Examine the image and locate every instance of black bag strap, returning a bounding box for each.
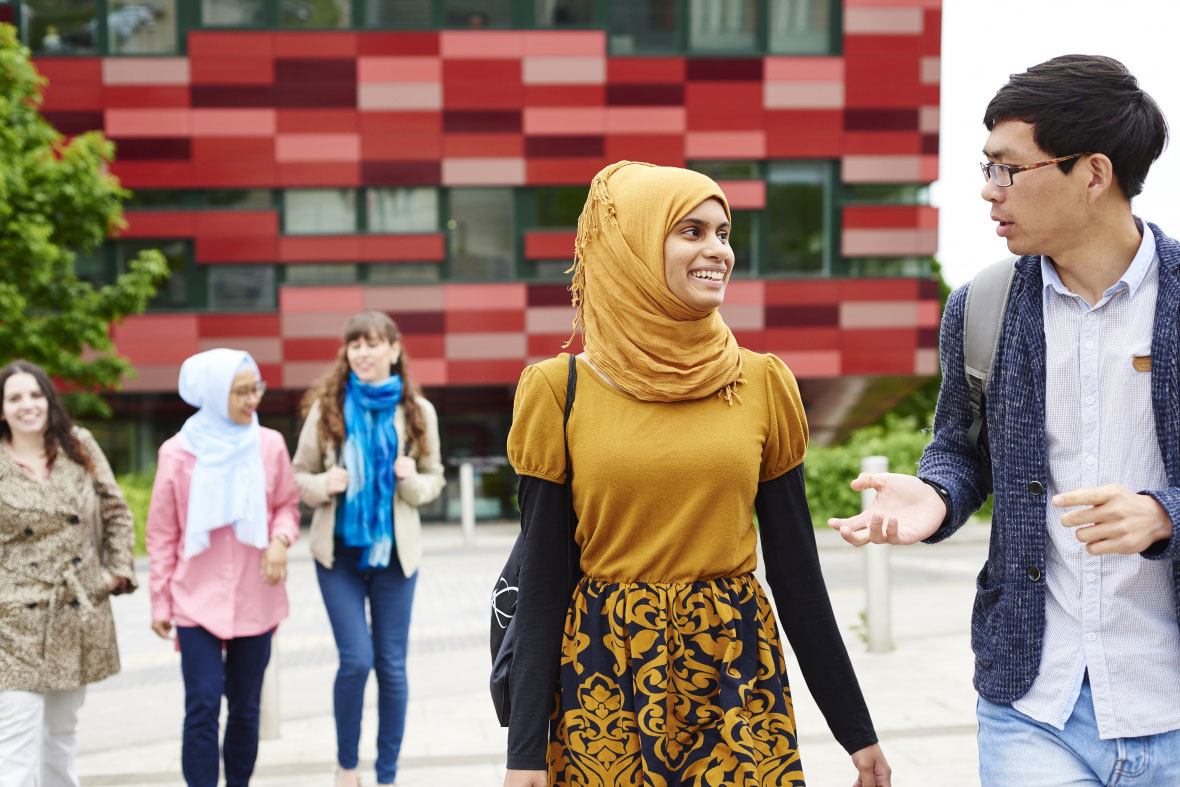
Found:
[563,353,578,588]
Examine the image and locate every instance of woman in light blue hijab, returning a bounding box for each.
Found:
[146,348,300,787]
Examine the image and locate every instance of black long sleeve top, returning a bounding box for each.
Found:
[505,465,879,770]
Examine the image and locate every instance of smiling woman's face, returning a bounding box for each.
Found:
[662,197,734,312]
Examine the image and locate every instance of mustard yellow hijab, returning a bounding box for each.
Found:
[567,160,744,403]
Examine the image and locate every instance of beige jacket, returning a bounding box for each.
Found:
[0,428,137,692]
[292,397,445,576]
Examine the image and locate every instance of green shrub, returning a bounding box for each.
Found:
[116,468,155,556]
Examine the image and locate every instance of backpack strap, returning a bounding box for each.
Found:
[963,255,1017,487]
[563,353,579,588]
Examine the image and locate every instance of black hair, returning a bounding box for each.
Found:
[983,55,1167,198]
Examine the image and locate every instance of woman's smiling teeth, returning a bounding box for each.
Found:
[690,269,725,281]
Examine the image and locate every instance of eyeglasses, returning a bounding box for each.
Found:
[230,382,267,401]
[979,152,1091,187]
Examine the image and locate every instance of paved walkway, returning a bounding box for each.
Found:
[77,522,991,786]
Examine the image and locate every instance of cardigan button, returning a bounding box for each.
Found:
[23,527,33,536]
[69,599,80,608]
[1027,566,1043,582]
[1028,481,1045,496]
[67,515,80,524]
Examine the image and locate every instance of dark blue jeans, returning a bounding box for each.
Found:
[316,541,417,785]
[176,625,273,787]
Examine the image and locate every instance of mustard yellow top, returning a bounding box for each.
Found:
[507,349,808,583]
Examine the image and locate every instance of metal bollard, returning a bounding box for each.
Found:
[460,461,475,544]
[259,631,280,739]
[861,455,892,653]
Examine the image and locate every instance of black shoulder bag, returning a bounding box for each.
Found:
[489,354,580,727]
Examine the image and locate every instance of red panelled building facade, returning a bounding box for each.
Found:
[5,0,941,520]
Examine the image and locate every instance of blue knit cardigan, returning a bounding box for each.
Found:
[918,221,1180,704]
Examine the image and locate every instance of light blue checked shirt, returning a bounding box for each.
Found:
[1012,220,1180,738]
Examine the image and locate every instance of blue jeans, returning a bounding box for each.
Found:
[978,677,1180,786]
[316,541,417,785]
[176,626,273,787]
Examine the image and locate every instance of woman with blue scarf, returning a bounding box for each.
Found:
[293,311,446,787]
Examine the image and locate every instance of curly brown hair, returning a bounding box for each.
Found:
[0,360,95,475]
[300,311,427,455]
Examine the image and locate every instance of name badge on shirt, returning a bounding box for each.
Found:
[1133,355,1152,372]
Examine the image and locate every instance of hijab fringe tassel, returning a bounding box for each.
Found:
[717,377,747,406]
[563,169,618,349]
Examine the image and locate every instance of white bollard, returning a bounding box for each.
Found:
[259,632,280,739]
[460,461,475,544]
[861,455,892,653]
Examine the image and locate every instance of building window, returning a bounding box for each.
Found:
[844,183,930,205]
[690,160,761,180]
[689,0,756,53]
[367,187,438,233]
[769,0,831,54]
[283,189,357,235]
[201,0,265,26]
[728,209,757,276]
[765,161,828,275]
[74,247,114,288]
[208,265,276,309]
[520,259,570,281]
[284,263,360,284]
[280,0,350,28]
[609,0,678,54]
[448,188,514,281]
[23,0,98,54]
[532,186,585,228]
[108,0,177,53]
[361,0,432,26]
[207,189,275,208]
[368,263,442,283]
[443,0,510,28]
[126,189,191,209]
[534,0,593,27]
[118,239,193,310]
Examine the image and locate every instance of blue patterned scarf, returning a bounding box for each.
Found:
[341,372,402,568]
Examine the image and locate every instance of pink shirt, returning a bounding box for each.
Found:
[146,428,300,640]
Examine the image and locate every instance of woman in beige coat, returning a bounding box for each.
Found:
[0,360,137,786]
[293,311,445,787]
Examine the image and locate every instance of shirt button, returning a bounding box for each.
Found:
[1084,340,1095,350]
[1087,632,1097,642]
[1086,573,1097,583]
[1085,455,1096,466]
[1027,566,1043,582]
[1087,313,1097,321]
[1084,396,1095,405]
[1028,481,1045,496]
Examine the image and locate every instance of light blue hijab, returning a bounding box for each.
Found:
[177,348,269,558]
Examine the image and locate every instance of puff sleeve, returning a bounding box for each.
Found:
[507,359,569,484]
[760,353,809,482]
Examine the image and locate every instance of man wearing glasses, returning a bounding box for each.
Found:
[829,55,1180,784]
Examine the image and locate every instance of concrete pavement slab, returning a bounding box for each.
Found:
[78,522,990,786]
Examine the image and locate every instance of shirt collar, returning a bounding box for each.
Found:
[1041,217,1156,303]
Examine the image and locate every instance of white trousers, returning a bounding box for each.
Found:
[0,688,87,787]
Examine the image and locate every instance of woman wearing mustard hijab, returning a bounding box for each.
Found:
[503,162,890,787]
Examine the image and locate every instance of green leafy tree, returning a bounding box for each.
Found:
[0,23,168,415]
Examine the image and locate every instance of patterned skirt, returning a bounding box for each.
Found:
[547,573,805,787]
